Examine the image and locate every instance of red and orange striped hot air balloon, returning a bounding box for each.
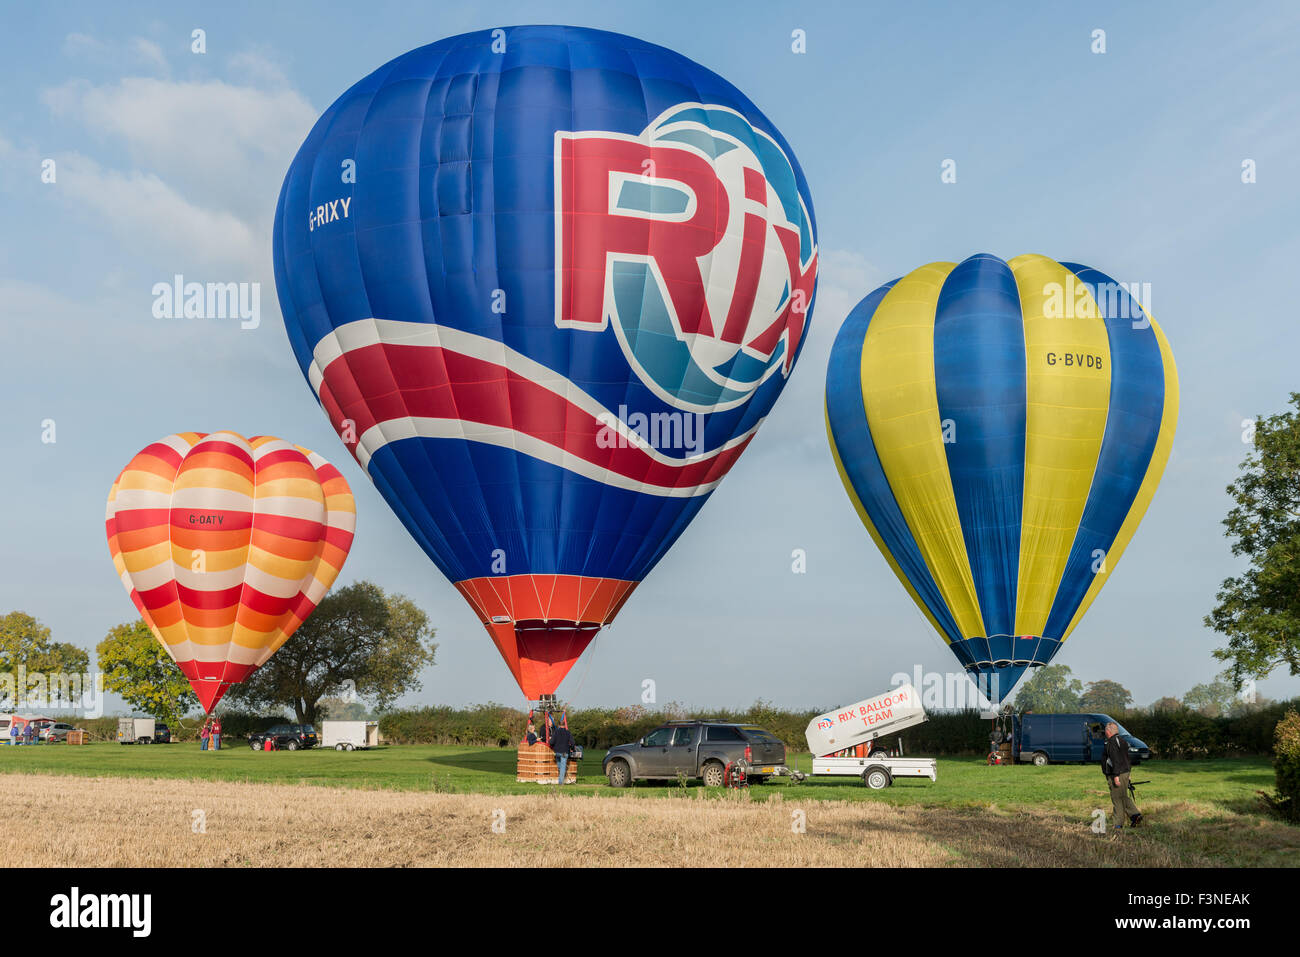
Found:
[105,432,356,713]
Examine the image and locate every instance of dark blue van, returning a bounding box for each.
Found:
[1014,713,1151,766]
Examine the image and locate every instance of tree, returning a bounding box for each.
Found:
[1182,676,1237,718]
[1012,664,1083,712]
[1,611,91,709]
[97,620,197,724]
[1079,679,1133,714]
[1206,393,1300,683]
[1150,696,1184,713]
[223,581,436,725]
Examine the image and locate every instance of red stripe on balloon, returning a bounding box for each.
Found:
[317,342,751,490]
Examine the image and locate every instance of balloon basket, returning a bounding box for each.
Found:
[516,740,579,784]
[516,695,577,783]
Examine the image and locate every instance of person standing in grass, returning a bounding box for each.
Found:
[211,715,222,751]
[1103,722,1142,829]
[199,718,210,751]
[549,719,575,785]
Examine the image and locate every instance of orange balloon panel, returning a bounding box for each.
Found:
[105,432,356,713]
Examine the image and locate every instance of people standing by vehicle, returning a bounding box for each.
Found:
[8,723,17,746]
[199,718,210,751]
[211,715,222,751]
[1103,721,1142,829]
[23,723,35,746]
[549,719,575,785]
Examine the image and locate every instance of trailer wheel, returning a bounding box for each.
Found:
[606,759,631,789]
[863,766,892,790]
[335,743,344,751]
[701,761,726,788]
[1031,751,1049,767]
[344,743,354,752]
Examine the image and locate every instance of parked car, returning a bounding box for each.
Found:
[602,721,786,787]
[38,722,75,743]
[247,724,319,751]
[153,723,172,743]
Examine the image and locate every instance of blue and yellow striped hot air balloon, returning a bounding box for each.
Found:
[825,253,1178,702]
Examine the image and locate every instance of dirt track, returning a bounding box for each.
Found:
[0,771,1209,867]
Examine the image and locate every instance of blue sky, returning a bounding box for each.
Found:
[2,1,1298,714]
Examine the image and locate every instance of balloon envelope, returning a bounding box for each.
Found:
[272,26,817,697]
[105,432,356,712]
[825,254,1178,702]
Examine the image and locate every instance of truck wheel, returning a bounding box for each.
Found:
[864,767,892,790]
[606,759,631,788]
[286,740,300,751]
[701,762,726,788]
[250,740,260,750]
[1031,751,1049,767]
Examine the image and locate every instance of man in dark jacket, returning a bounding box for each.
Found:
[1103,722,1142,829]
[550,720,575,785]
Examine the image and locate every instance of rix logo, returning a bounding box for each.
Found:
[817,718,834,731]
[555,103,817,414]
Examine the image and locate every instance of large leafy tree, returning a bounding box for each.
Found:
[97,620,197,724]
[223,581,436,725]
[1182,675,1238,718]
[1079,679,1133,714]
[1,611,90,709]
[1206,393,1300,682]
[1012,664,1083,713]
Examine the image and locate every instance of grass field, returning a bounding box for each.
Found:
[1,744,1295,866]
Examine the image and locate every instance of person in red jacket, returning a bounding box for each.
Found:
[199,718,210,751]
[211,716,222,751]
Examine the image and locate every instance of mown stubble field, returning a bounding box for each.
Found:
[4,771,1293,867]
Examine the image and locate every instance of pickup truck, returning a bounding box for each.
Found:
[603,721,785,787]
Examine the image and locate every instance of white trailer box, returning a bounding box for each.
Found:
[804,685,937,789]
[117,717,155,744]
[321,720,379,751]
[804,684,926,756]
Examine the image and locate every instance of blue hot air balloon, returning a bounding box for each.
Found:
[273,26,818,697]
[825,254,1177,702]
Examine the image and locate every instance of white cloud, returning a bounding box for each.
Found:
[42,75,315,215]
[50,150,260,269]
[60,32,171,75]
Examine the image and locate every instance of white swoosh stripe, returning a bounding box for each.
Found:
[356,418,728,498]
